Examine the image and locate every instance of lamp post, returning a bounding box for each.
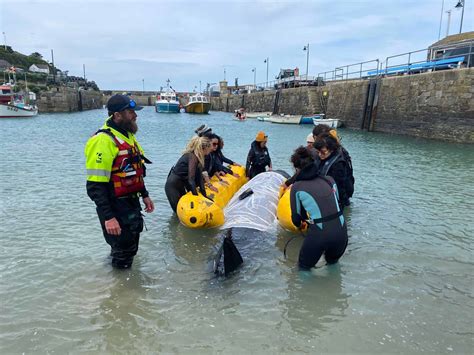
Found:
[264,57,269,88]
[446,9,452,37]
[252,67,256,88]
[142,79,145,93]
[455,0,465,34]
[303,43,310,78]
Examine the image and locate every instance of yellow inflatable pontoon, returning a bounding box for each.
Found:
[176,165,248,228]
[276,185,308,232]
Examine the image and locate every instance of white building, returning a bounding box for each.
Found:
[29,64,50,74]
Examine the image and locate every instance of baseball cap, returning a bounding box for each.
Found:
[107,94,143,112]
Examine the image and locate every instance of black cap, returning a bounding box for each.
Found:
[107,94,143,113]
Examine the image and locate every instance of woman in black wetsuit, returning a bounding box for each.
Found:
[245,131,272,179]
[165,136,212,213]
[314,133,353,208]
[289,146,348,269]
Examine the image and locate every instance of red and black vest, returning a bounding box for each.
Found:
[99,129,146,197]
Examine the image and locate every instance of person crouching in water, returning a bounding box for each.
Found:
[165,136,212,213]
[289,146,348,269]
[245,131,272,179]
[314,133,353,208]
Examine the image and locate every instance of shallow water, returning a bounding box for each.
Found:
[1,108,473,353]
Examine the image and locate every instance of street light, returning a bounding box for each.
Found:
[264,57,269,88]
[446,9,452,37]
[455,0,465,34]
[142,79,145,93]
[303,43,310,78]
[252,67,256,88]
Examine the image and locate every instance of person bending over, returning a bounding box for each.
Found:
[289,146,348,269]
[165,136,212,213]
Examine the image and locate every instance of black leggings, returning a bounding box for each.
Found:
[97,198,143,269]
[164,171,187,213]
[298,223,348,269]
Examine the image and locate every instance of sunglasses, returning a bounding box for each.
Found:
[212,143,219,146]
[119,99,137,112]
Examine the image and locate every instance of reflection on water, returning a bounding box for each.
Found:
[1,108,473,353]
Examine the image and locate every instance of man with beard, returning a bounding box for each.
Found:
[85,94,154,269]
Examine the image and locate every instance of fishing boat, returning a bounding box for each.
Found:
[0,84,38,118]
[257,115,272,122]
[155,80,180,113]
[185,93,211,114]
[269,114,302,124]
[300,113,324,124]
[312,117,342,128]
[246,111,272,119]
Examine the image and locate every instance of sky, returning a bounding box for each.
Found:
[1,0,473,92]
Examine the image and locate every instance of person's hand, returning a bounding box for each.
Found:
[143,197,155,213]
[232,173,240,178]
[208,184,219,192]
[299,221,308,231]
[280,183,288,192]
[233,163,241,167]
[218,171,226,177]
[105,217,121,236]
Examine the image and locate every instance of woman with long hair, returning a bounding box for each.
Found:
[165,136,212,213]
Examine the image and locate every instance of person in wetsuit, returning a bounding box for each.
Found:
[313,124,355,202]
[289,146,348,269]
[165,136,212,213]
[85,94,155,269]
[212,135,240,177]
[314,133,353,208]
[245,131,272,179]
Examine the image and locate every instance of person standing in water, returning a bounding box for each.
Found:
[245,131,272,179]
[85,94,155,269]
[289,146,348,269]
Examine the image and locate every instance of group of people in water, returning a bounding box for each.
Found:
[85,94,354,270]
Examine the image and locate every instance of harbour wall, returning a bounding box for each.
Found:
[211,68,474,143]
[37,87,103,112]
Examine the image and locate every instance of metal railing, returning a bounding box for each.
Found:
[317,59,380,82]
[227,41,473,94]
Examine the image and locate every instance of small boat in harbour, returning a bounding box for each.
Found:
[155,80,180,113]
[0,84,38,118]
[312,117,342,128]
[185,93,211,114]
[300,113,325,124]
[246,111,272,119]
[269,114,302,124]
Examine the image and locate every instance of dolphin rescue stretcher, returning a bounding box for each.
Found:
[176,165,247,228]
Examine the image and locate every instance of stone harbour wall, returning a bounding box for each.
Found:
[211,68,474,143]
[37,88,103,113]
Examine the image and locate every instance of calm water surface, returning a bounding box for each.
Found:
[1,108,473,353]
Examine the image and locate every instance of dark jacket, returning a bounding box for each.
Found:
[172,153,206,197]
[245,141,271,178]
[86,119,149,220]
[318,148,353,207]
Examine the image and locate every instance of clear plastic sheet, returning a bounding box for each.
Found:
[221,172,286,232]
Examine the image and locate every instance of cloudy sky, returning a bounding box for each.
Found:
[2,0,472,91]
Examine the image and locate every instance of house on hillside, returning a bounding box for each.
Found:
[0,59,12,71]
[29,63,50,74]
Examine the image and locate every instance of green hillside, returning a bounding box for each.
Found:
[0,46,53,71]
